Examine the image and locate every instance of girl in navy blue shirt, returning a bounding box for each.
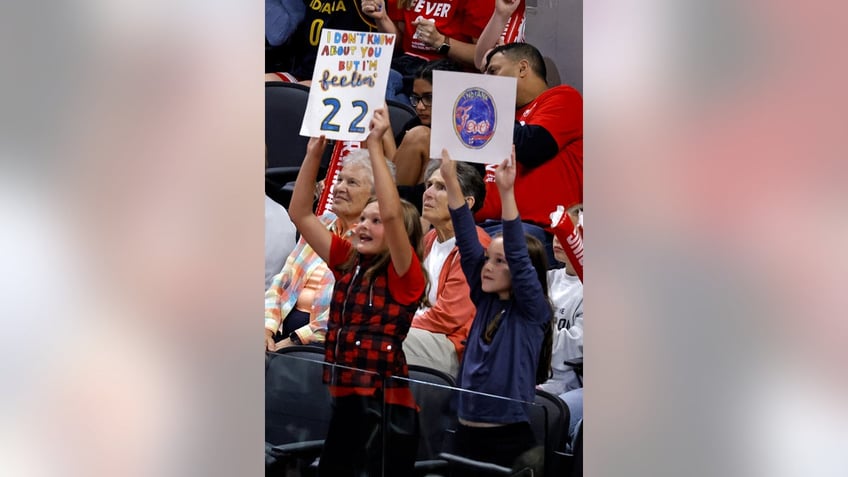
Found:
[440,147,553,471]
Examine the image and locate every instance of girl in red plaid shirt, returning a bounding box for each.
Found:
[289,106,429,476]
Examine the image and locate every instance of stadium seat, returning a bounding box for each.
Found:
[532,389,571,477]
[265,82,311,171]
[264,347,330,476]
[386,99,418,139]
[265,82,333,208]
[406,365,458,475]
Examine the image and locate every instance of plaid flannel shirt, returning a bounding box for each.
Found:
[264,213,343,344]
[324,237,424,396]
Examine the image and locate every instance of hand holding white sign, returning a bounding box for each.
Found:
[439,148,470,211]
[494,146,517,192]
[368,105,392,142]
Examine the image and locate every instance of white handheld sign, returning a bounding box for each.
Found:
[430,71,517,164]
[300,29,397,141]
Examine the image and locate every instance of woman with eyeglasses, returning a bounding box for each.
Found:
[386,59,461,189]
[440,146,554,473]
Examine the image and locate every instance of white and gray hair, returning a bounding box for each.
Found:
[342,149,397,193]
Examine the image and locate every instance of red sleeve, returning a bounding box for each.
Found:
[473,163,501,223]
[328,234,353,279]
[500,0,526,43]
[473,180,501,223]
[522,86,583,150]
[461,0,494,38]
[387,248,425,305]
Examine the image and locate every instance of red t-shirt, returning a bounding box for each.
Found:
[329,235,426,305]
[327,234,425,407]
[389,0,493,61]
[475,85,583,230]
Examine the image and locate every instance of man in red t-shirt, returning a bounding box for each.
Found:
[475,42,583,236]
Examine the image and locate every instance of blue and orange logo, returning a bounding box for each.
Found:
[453,87,496,149]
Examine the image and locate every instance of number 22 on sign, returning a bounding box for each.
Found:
[320,99,368,134]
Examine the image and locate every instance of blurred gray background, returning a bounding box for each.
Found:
[526,0,583,93]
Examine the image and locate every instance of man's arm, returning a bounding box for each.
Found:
[513,121,559,169]
[513,86,582,168]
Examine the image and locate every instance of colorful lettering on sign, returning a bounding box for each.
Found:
[337,60,379,72]
[319,44,386,59]
[326,31,396,46]
[319,98,370,133]
[319,69,377,91]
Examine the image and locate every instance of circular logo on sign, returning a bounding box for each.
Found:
[453,87,496,149]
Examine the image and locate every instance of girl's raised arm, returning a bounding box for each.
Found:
[366,107,414,276]
[440,149,468,210]
[495,145,519,221]
[495,146,547,317]
[441,149,486,295]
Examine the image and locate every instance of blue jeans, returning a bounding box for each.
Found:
[559,387,583,452]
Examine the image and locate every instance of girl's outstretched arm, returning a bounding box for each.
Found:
[442,149,485,296]
[367,107,414,276]
[496,146,548,319]
[288,136,333,263]
[440,149,468,210]
[495,145,518,221]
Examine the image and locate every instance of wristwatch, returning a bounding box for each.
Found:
[437,37,451,55]
[289,331,302,345]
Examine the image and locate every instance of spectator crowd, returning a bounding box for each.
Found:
[265,0,582,473]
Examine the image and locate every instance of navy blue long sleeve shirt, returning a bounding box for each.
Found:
[450,205,551,423]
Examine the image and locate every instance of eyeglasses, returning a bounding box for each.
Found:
[482,309,506,344]
[409,93,433,107]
